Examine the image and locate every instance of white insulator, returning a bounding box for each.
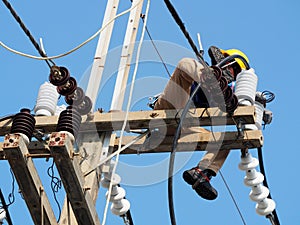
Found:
[101,173,121,188]
[244,171,264,187]
[243,100,265,130]
[111,199,130,216]
[256,198,276,216]
[235,68,258,106]
[250,185,269,202]
[34,82,59,116]
[253,101,264,130]
[245,168,258,179]
[106,186,126,202]
[0,208,6,223]
[104,172,121,185]
[55,104,67,116]
[238,154,259,171]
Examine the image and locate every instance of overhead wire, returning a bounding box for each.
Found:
[206,109,248,225]
[0,0,143,61]
[1,0,54,68]
[162,1,212,224]
[220,170,247,225]
[101,1,150,224]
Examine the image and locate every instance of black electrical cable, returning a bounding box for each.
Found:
[257,147,280,225]
[163,0,202,60]
[162,1,212,224]
[217,54,250,70]
[2,0,55,68]
[168,78,204,225]
[0,189,13,225]
[47,160,62,222]
[7,169,15,207]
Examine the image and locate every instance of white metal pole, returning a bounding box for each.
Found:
[110,0,144,111]
[86,0,120,110]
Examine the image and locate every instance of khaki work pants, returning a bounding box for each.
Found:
[154,58,230,174]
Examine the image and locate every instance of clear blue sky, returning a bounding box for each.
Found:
[0,0,299,224]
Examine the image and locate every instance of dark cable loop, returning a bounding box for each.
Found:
[2,0,55,67]
[47,160,62,222]
[261,90,275,103]
[7,168,15,207]
[217,54,250,70]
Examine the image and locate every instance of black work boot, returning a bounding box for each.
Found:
[183,167,218,200]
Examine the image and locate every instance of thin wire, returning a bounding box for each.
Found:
[129,0,172,77]
[0,0,143,61]
[219,170,247,225]
[7,168,15,207]
[1,0,54,67]
[84,130,149,177]
[102,1,150,224]
[144,25,172,77]
[47,160,62,222]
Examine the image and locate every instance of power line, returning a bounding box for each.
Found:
[1,0,143,61]
[2,0,55,68]
[219,170,247,225]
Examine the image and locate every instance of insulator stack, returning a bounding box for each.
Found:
[49,65,77,97]
[48,65,93,115]
[56,77,77,96]
[235,68,258,106]
[34,82,59,116]
[56,106,82,139]
[65,88,93,115]
[11,108,36,144]
[238,152,276,216]
[201,66,239,113]
[100,162,130,216]
[49,66,70,86]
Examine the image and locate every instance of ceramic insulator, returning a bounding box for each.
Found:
[34,82,59,116]
[235,68,258,106]
[239,152,276,216]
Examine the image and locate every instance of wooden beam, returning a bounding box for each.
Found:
[2,134,58,225]
[48,132,100,225]
[113,130,263,154]
[0,130,263,160]
[0,106,256,136]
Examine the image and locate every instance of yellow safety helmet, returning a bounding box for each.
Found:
[220,48,249,70]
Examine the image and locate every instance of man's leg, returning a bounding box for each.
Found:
[198,149,230,175]
[154,58,204,110]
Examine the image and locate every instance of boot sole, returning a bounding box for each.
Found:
[194,182,218,200]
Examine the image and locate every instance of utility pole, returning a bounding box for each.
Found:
[59,0,145,224]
